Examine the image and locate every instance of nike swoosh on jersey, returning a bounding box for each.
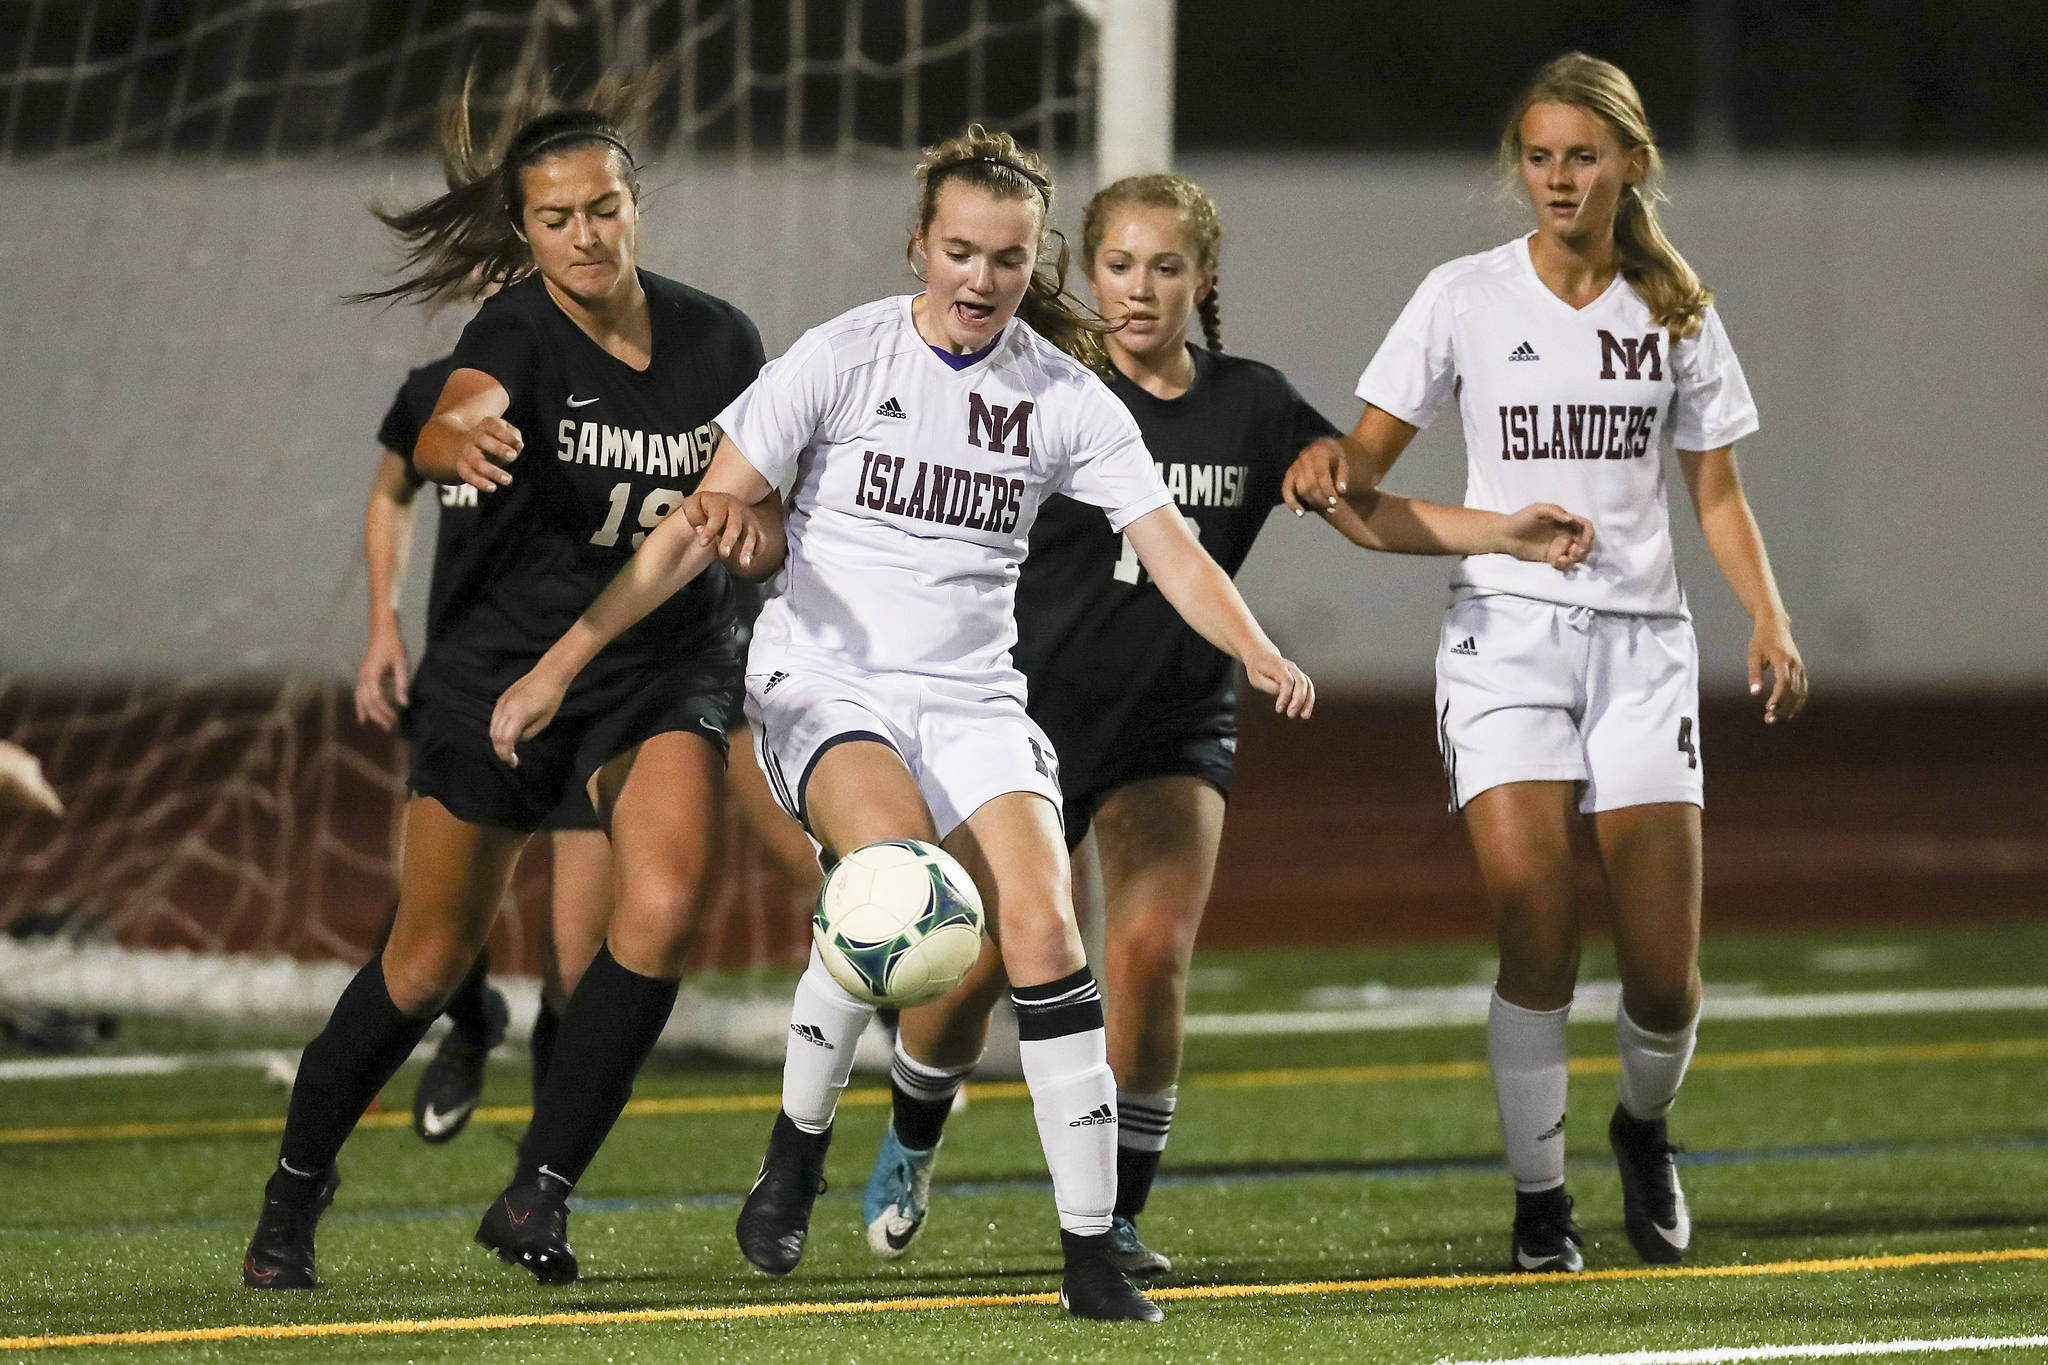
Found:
[418,1100,476,1138]
[567,395,600,408]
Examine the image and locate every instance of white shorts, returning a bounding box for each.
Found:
[1434,592,1703,815]
[745,667,1064,840]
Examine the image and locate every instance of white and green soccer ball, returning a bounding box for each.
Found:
[813,839,986,1007]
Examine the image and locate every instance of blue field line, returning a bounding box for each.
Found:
[6,1130,2047,1243]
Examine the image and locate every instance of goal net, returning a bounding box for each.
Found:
[0,0,1116,1057]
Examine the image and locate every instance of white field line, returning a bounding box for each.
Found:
[1439,1335,2048,1365]
[0,1049,295,1081]
[1186,985,2048,1036]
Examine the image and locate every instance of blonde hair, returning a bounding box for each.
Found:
[1081,173,1225,352]
[910,123,1112,371]
[1499,52,1712,339]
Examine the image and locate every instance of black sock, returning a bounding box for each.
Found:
[442,945,495,1042]
[890,1083,954,1151]
[1115,1143,1162,1220]
[279,957,434,1174]
[529,994,561,1104]
[515,946,678,1189]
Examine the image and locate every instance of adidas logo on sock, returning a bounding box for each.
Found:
[876,396,908,419]
[1451,636,1478,656]
[1509,341,1539,361]
[790,1022,835,1049]
[1067,1103,1115,1128]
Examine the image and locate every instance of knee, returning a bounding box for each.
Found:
[1622,972,1699,1033]
[380,942,476,1017]
[1105,904,1197,1000]
[609,878,707,978]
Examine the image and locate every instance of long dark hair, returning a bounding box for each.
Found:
[349,70,653,308]
[909,123,1113,372]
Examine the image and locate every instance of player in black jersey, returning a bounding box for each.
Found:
[358,354,613,1145]
[243,86,780,1292]
[860,175,1596,1275]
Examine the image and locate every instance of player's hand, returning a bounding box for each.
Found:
[354,628,410,731]
[490,667,567,767]
[680,491,768,571]
[1497,503,1595,571]
[0,741,63,817]
[451,416,522,493]
[1749,615,1809,725]
[1244,651,1315,719]
[1281,437,1351,516]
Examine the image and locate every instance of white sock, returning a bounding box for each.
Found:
[1014,972,1115,1237]
[1116,1085,1178,1155]
[1489,990,1571,1192]
[781,946,873,1134]
[1616,1007,1698,1122]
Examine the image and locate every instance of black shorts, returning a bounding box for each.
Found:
[1055,714,1237,852]
[406,643,743,831]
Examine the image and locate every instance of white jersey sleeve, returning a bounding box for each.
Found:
[714,326,838,489]
[1668,306,1759,452]
[1355,267,1460,429]
[1050,379,1171,532]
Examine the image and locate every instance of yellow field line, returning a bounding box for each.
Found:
[7,1037,2046,1148]
[4,1246,2044,1352]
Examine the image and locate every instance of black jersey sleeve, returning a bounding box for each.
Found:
[1280,373,1342,453]
[448,299,543,407]
[375,385,418,458]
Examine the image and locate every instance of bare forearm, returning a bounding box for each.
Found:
[1324,490,1513,556]
[365,498,413,628]
[536,523,719,684]
[411,418,465,483]
[1144,537,1276,662]
[1700,497,1789,624]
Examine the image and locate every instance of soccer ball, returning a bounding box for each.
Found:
[813,839,986,1007]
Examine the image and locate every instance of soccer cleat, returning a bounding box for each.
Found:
[242,1163,339,1290]
[863,1124,940,1258]
[475,1172,579,1285]
[1106,1214,1172,1278]
[736,1111,831,1275]
[1058,1229,1165,1321]
[412,983,508,1144]
[1610,1105,1691,1264]
[1510,1185,1584,1273]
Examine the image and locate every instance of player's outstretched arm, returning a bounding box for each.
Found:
[357,451,419,731]
[489,439,777,763]
[1124,507,1314,719]
[1320,492,1595,571]
[1680,444,1809,724]
[413,369,523,492]
[1281,407,1417,514]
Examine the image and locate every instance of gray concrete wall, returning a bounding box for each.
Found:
[3,155,2042,687]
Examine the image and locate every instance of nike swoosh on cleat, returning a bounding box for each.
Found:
[1650,1220,1687,1247]
[883,1217,917,1251]
[419,1100,475,1137]
[505,1199,530,1227]
[1516,1248,1564,1271]
[245,1262,277,1283]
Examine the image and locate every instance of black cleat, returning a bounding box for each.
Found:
[1510,1185,1585,1273]
[475,1172,578,1285]
[243,1163,339,1290]
[413,984,508,1144]
[736,1111,831,1275]
[1610,1105,1691,1264]
[1059,1229,1165,1321]
[1106,1214,1173,1278]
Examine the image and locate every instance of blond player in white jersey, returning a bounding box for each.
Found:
[489,124,1312,1322]
[1287,52,1809,1275]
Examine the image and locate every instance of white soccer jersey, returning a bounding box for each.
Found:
[717,295,1172,693]
[1357,234,1758,616]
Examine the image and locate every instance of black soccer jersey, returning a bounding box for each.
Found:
[1012,344,1337,783]
[417,270,765,711]
[376,354,476,641]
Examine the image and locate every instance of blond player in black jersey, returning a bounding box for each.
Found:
[242,78,779,1293]
[1287,52,1809,1274]
[859,174,1594,1279]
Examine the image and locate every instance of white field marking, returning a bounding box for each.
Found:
[1437,1335,2048,1365]
[1187,984,2048,1036]
[1810,945,1926,974]
[0,1049,297,1082]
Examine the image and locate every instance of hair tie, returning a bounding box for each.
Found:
[944,154,1050,203]
[521,127,636,166]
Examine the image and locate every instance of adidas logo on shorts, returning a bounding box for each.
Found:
[1067,1103,1115,1128]
[790,1023,835,1050]
[1509,341,1540,361]
[764,670,789,695]
[876,396,908,419]
[1451,636,1478,656]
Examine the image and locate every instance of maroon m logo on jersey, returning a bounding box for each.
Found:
[967,392,1033,458]
[1597,329,1664,381]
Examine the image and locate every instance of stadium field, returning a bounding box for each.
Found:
[3,921,2044,1362]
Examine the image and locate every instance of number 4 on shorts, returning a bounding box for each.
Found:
[1676,717,1698,770]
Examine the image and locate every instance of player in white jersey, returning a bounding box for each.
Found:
[1286,53,1809,1273]
[489,124,1314,1321]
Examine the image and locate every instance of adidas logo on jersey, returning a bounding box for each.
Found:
[875,396,908,419]
[1067,1103,1115,1128]
[1509,341,1540,362]
[1451,636,1478,656]
[790,1023,835,1050]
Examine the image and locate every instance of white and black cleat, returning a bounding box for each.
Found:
[1510,1185,1585,1273]
[1059,1229,1165,1321]
[1610,1105,1691,1264]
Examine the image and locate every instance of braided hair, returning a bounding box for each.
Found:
[1081,173,1225,351]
